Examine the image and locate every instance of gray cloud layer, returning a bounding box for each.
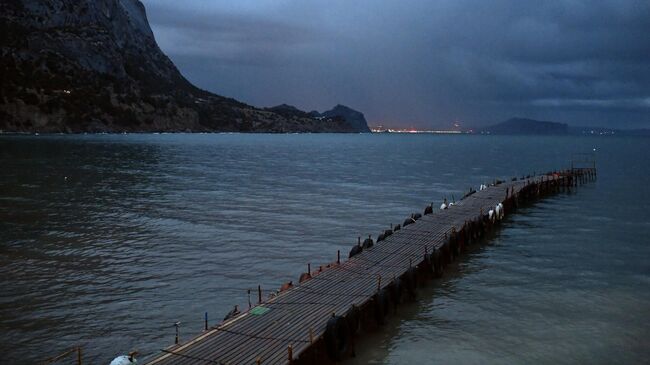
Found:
[143,0,650,128]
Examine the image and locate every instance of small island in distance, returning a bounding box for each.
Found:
[479,117,568,135]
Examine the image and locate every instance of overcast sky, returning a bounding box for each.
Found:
[143,0,650,129]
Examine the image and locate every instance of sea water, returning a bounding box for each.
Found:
[0,134,648,364]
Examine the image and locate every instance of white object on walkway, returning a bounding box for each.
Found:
[496,203,504,220]
[110,353,137,365]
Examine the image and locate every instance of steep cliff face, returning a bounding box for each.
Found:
[320,105,371,133]
[0,0,364,133]
[265,104,370,132]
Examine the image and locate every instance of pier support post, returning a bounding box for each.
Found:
[288,345,293,364]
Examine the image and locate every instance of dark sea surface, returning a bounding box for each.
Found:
[0,134,648,364]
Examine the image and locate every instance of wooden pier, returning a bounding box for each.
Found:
[145,168,596,365]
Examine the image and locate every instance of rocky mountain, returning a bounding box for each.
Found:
[266,104,370,132]
[481,117,568,135]
[319,105,371,133]
[0,0,366,133]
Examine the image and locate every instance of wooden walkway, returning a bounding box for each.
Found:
[145,169,595,365]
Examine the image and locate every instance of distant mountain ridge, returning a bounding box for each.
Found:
[318,105,371,133]
[0,0,368,133]
[481,118,569,135]
[263,104,370,132]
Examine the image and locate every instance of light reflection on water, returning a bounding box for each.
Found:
[0,134,648,364]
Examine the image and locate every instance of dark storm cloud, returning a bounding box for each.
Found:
[143,0,650,128]
[144,2,322,66]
